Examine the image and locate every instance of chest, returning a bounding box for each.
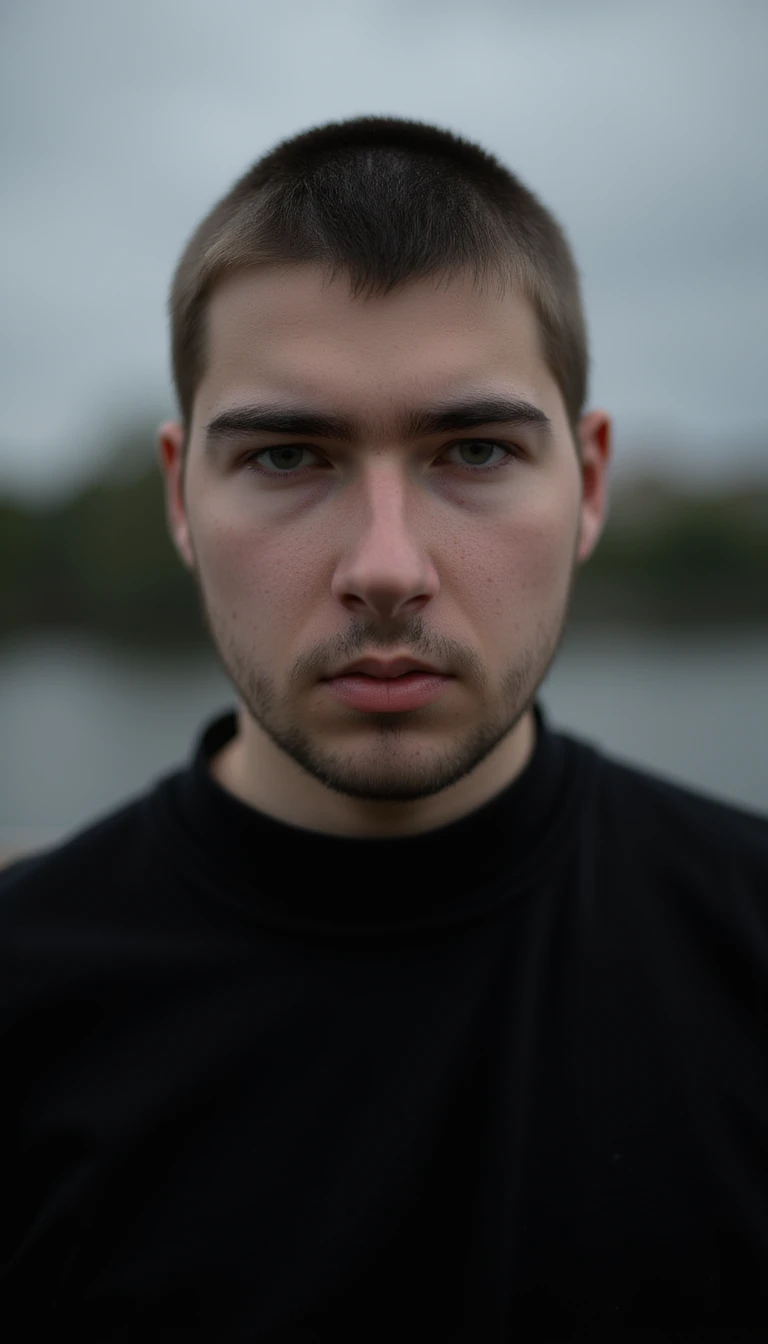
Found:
[11,912,768,1334]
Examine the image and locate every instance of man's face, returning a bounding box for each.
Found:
[161,264,609,830]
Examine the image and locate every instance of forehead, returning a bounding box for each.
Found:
[196,263,560,427]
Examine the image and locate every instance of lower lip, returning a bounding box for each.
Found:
[323,672,454,712]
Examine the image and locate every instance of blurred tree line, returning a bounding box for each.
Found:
[1,418,766,646]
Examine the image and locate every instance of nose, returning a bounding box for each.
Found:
[330,461,440,620]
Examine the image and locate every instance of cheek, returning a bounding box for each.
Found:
[512,479,580,592]
[518,512,577,597]
[194,509,318,628]
[456,498,577,621]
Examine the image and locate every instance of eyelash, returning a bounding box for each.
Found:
[240,440,522,481]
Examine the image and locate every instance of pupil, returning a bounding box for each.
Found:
[462,443,493,465]
[270,448,302,469]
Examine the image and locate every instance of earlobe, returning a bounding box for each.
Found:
[158,420,195,570]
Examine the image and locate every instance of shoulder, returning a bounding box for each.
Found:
[0,784,165,929]
[564,738,768,1021]
[582,733,768,888]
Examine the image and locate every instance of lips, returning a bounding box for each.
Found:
[323,669,453,712]
[328,657,443,680]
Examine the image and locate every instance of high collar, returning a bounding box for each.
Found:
[156,698,588,938]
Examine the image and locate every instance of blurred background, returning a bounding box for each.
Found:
[1,0,767,860]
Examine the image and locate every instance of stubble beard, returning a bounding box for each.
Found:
[192,563,577,805]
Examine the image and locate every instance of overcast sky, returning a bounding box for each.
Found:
[1,0,766,501]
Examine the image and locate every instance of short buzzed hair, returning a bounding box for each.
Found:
[169,116,589,440]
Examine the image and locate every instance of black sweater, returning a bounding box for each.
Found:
[2,700,767,1342]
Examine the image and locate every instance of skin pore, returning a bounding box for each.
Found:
[159,264,611,838]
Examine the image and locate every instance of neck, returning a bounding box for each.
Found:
[209,706,537,839]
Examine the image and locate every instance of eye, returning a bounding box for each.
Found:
[441,439,518,473]
[243,445,320,475]
[241,438,520,479]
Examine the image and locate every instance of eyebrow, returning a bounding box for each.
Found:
[204,394,553,446]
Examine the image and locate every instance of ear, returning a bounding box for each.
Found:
[158,420,195,570]
[575,409,612,564]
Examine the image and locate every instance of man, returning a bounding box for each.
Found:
[2,116,766,1341]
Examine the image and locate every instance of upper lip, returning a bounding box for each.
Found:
[328,656,446,680]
